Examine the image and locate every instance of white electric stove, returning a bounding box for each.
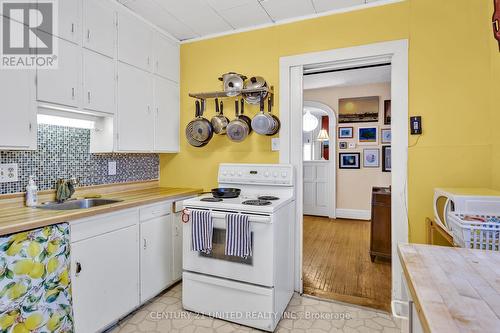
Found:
[182,164,295,332]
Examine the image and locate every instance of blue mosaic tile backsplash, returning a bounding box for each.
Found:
[0,124,159,194]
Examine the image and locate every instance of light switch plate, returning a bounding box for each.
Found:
[271,138,280,151]
[108,161,117,176]
[0,163,19,183]
[348,142,356,149]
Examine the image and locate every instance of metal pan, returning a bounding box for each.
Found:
[226,100,250,142]
[186,100,213,147]
[211,98,229,135]
[239,98,252,133]
[267,96,281,136]
[202,187,241,198]
[252,94,274,135]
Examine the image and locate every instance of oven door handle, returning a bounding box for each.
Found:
[211,212,271,223]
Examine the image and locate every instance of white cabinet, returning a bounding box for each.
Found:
[154,76,179,152]
[83,0,116,58]
[83,49,116,114]
[140,204,172,302]
[153,33,179,82]
[37,38,80,108]
[118,12,153,72]
[117,63,154,152]
[35,0,80,44]
[0,69,37,150]
[71,210,139,333]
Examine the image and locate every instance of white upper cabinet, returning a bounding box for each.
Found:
[56,0,80,44]
[117,63,154,152]
[154,76,179,152]
[37,38,81,108]
[83,0,116,58]
[83,49,116,114]
[118,12,153,72]
[153,33,180,82]
[0,69,37,150]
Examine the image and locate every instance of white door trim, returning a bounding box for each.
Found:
[279,39,409,301]
[303,100,337,219]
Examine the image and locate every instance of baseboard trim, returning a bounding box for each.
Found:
[336,209,371,221]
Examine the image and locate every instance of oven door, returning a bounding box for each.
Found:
[183,209,274,287]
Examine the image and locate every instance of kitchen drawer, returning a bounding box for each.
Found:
[71,208,139,243]
[140,201,171,221]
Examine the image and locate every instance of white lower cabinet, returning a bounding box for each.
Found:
[70,199,186,332]
[71,210,139,333]
[172,200,186,281]
[140,207,173,303]
[393,274,424,333]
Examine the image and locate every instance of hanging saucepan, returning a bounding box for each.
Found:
[251,93,274,135]
[226,100,250,142]
[218,72,247,97]
[266,96,281,136]
[211,98,229,135]
[243,76,268,104]
[238,98,252,133]
[185,99,213,147]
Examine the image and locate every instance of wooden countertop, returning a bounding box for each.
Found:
[398,244,500,333]
[0,186,201,236]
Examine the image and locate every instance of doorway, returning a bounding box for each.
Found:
[279,40,409,309]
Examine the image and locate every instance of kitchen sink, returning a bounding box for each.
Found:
[36,198,123,210]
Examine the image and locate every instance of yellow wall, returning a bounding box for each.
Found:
[490,1,500,190]
[161,0,495,243]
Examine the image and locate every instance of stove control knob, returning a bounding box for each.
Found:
[264,172,270,177]
[230,171,235,176]
[281,172,287,178]
[222,171,227,176]
[273,172,278,178]
[238,171,243,176]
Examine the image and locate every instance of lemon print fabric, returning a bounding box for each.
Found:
[0,223,73,332]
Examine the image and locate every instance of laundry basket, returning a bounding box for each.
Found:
[447,213,500,251]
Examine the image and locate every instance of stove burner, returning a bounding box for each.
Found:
[200,197,223,202]
[242,199,272,206]
[258,196,280,201]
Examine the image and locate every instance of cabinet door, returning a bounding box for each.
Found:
[154,76,179,152]
[140,215,173,302]
[0,68,36,150]
[71,225,139,333]
[172,212,183,281]
[83,49,116,114]
[118,12,152,72]
[153,33,179,82]
[117,63,154,151]
[83,0,115,58]
[37,38,80,108]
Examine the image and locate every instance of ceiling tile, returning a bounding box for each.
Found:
[206,0,255,11]
[260,0,316,21]
[154,0,234,35]
[312,0,365,12]
[124,0,198,40]
[218,2,272,29]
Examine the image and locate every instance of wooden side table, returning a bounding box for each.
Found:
[426,217,456,246]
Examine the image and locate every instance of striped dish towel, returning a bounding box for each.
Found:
[191,210,213,254]
[225,214,252,258]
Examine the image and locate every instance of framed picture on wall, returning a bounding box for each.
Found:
[339,142,348,149]
[384,100,391,125]
[381,128,391,144]
[338,127,354,139]
[339,153,360,169]
[363,149,380,168]
[339,96,379,123]
[382,146,392,172]
[358,126,378,144]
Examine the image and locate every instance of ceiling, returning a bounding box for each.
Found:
[303,65,391,90]
[117,0,387,41]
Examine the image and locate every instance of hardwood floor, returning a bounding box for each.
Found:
[302,215,391,312]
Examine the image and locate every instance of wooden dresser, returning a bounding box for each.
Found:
[370,187,391,262]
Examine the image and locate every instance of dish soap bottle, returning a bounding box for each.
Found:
[26,175,38,207]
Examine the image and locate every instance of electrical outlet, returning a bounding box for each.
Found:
[0,163,19,183]
[271,138,280,151]
[108,161,117,176]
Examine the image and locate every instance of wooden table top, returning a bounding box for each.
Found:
[398,244,500,333]
[0,186,201,236]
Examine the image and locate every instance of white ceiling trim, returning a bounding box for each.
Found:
[181,0,405,44]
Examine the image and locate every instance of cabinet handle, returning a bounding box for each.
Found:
[87,29,91,41]
[87,91,91,103]
[175,225,179,236]
[76,262,82,276]
[156,60,159,71]
[143,239,147,250]
[71,23,75,34]
[71,87,75,99]
[147,105,151,114]
[147,56,150,66]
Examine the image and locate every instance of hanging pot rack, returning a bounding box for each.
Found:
[189,86,274,100]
